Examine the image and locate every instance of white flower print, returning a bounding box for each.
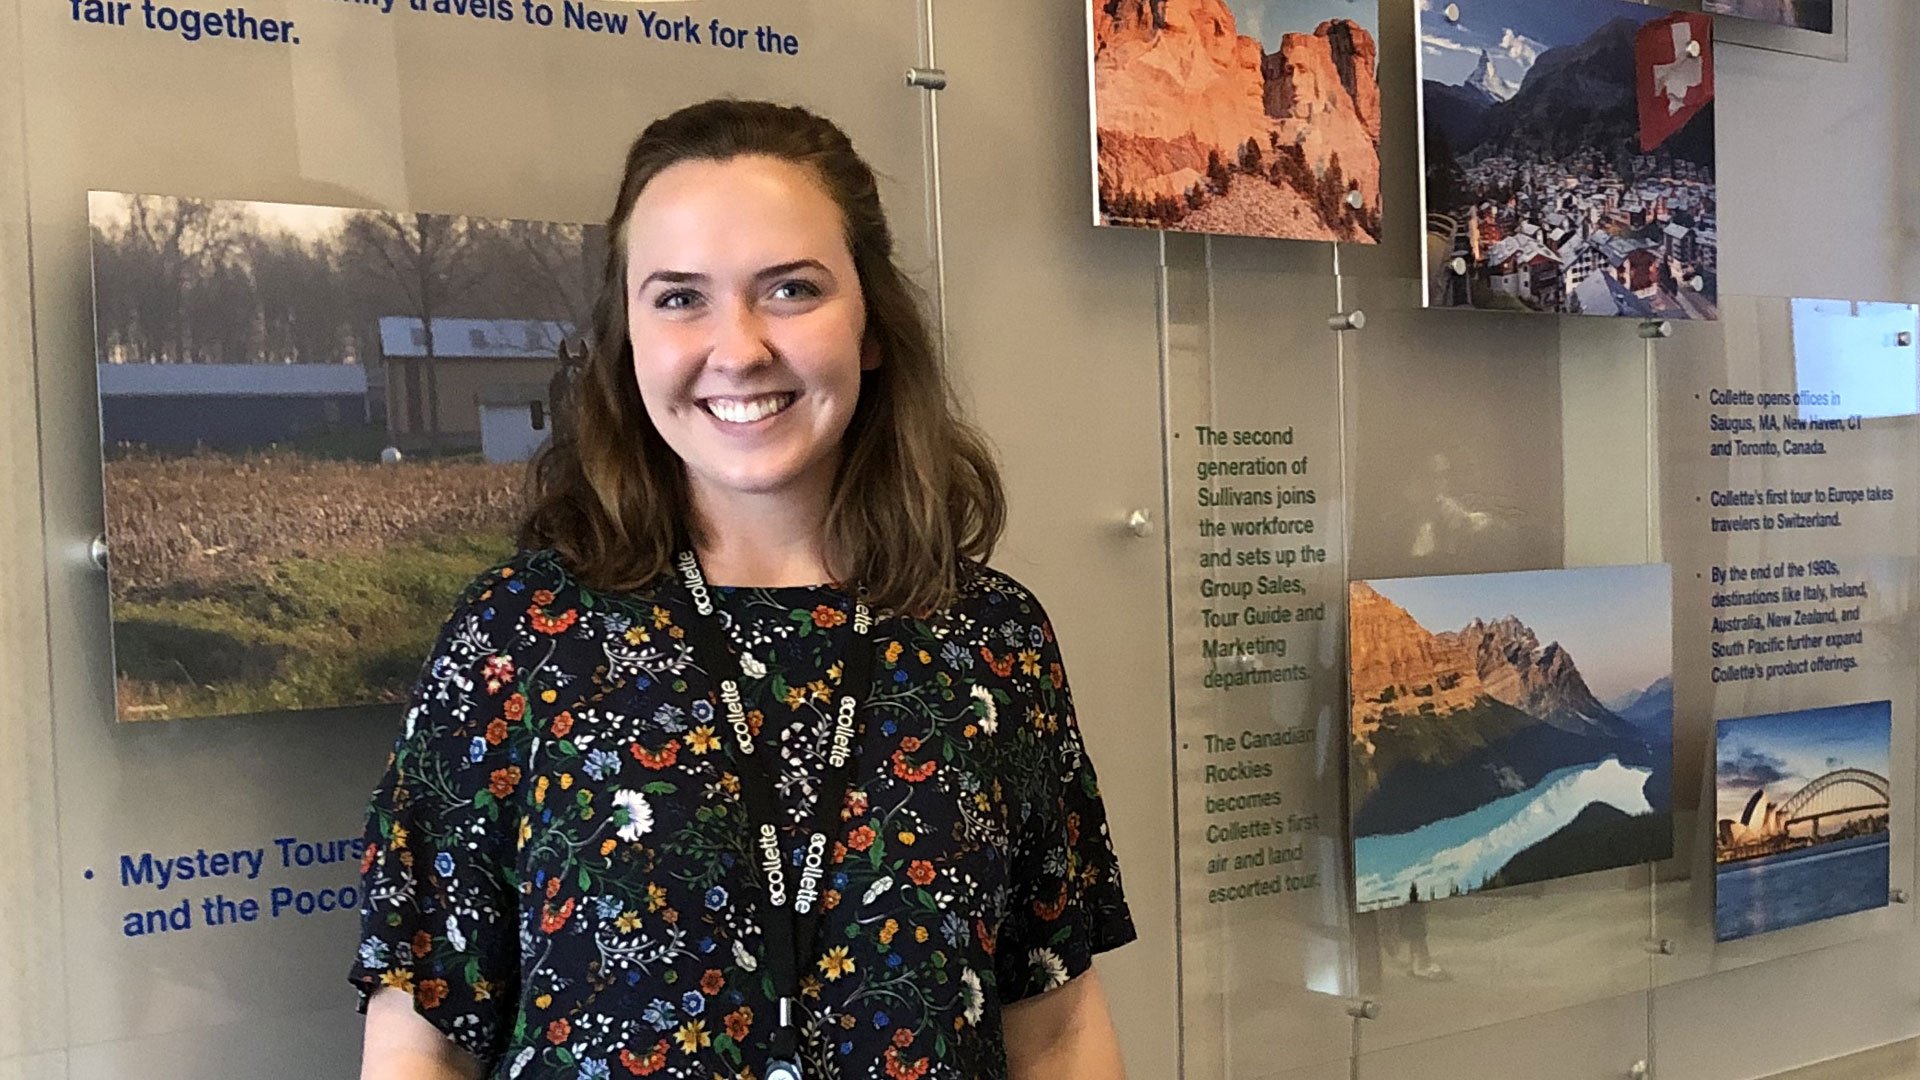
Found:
[614,789,655,842]
[961,968,985,1026]
[739,650,768,679]
[969,684,998,735]
[1030,947,1069,991]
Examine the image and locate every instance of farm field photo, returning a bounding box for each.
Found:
[91,191,605,721]
[1703,0,1833,34]
[1419,0,1718,318]
[1348,565,1674,912]
[1715,701,1893,942]
[1089,0,1382,242]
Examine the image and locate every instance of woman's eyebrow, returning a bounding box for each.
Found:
[754,259,831,282]
[637,269,705,290]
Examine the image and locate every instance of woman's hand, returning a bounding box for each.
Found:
[1003,968,1128,1080]
[360,987,482,1080]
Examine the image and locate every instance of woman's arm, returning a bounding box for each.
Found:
[360,987,482,1080]
[1003,968,1127,1080]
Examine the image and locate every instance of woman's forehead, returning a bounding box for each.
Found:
[625,157,850,271]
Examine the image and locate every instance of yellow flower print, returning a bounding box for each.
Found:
[885,641,904,664]
[827,660,843,682]
[646,883,669,912]
[624,627,649,646]
[535,776,550,805]
[879,918,899,945]
[517,818,532,848]
[540,689,558,704]
[390,824,409,850]
[818,946,855,981]
[599,838,617,857]
[808,680,832,704]
[1019,649,1041,676]
[560,773,574,791]
[380,969,414,992]
[616,911,642,933]
[897,831,916,846]
[652,606,673,629]
[674,1020,711,1054]
[471,977,493,1002]
[914,925,930,943]
[800,974,823,1000]
[535,992,552,1009]
[784,685,808,709]
[918,650,932,664]
[688,726,721,755]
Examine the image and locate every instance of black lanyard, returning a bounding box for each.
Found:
[673,550,875,1071]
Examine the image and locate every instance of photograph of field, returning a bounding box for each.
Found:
[1348,565,1674,912]
[91,191,604,721]
[1419,0,1718,318]
[1089,0,1382,242]
[1715,701,1892,942]
[1703,0,1833,34]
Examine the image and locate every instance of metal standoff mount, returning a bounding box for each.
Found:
[1629,1061,1651,1080]
[1125,509,1154,538]
[89,533,109,573]
[1646,937,1676,956]
[1638,319,1674,340]
[1345,189,1366,210]
[1685,38,1703,58]
[1893,888,1912,905]
[1328,310,1366,332]
[1898,331,1914,348]
[1443,3,1460,24]
[905,67,947,91]
[1346,999,1381,1021]
[1448,256,1469,277]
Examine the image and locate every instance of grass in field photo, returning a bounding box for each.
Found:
[91,192,604,721]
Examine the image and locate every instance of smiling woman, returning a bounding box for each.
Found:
[350,100,1136,1080]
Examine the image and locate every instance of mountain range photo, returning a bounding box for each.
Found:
[1419,0,1718,319]
[1089,0,1382,241]
[1348,566,1674,912]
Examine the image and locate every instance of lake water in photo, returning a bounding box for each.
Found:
[1716,832,1891,941]
[1354,757,1655,911]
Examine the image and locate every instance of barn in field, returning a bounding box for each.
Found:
[377,316,569,460]
[97,362,369,451]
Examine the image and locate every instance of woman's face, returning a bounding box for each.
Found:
[624,155,872,518]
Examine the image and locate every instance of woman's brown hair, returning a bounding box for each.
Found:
[519,99,1004,614]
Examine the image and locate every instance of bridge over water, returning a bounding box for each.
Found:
[1739,767,1890,839]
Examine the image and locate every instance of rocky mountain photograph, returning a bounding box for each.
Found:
[1089,0,1382,242]
[1419,0,1718,319]
[1348,565,1673,912]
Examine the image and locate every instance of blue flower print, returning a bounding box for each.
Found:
[681,991,706,1017]
[433,852,455,878]
[705,886,729,911]
[643,999,677,1031]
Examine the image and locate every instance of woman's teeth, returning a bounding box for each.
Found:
[703,393,796,424]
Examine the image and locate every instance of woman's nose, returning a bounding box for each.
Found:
[709,301,773,370]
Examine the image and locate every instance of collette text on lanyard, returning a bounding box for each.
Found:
[673,550,877,1080]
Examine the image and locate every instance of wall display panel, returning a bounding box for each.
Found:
[1417,0,1718,321]
[92,191,603,722]
[19,0,933,1070]
[1338,272,1665,1053]
[1087,0,1383,243]
[1348,565,1674,915]
[1702,0,1832,34]
[1649,294,1919,988]
[1713,700,1893,942]
[1162,250,1363,1076]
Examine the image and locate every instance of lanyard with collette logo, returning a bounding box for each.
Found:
[673,550,876,1080]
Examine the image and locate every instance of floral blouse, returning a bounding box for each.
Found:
[349,549,1135,1080]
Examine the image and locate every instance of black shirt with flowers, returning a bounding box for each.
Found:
[349,548,1135,1080]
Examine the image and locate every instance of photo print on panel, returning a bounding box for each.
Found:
[1418,0,1718,319]
[1089,0,1383,242]
[1348,565,1674,912]
[1715,701,1892,941]
[90,191,605,721]
[1703,0,1833,34]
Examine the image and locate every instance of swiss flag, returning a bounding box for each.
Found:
[1635,12,1714,153]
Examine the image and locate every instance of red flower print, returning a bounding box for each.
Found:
[981,648,1015,678]
[547,1018,571,1044]
[899,736,922,753]
[415,978,448,1010]
[551,711,574,738]
[892,1028,915,1050]
[891,750,936,784]
[1067,811,1082,846]
[1033,881,1070,921]
[907,860,936,886]
[700,968,725,995]
[812,604,847,628]
[546,876,562,899]
[531,606,579,636]
[503,693,526,721]
[540,896,576,934]
[485,718,509,746]
[884,1049,930,1080]
[631,739,681,770]
[410,930,432,958]
[488,766,521,798]
[1042,620,1055,643]
[1050,662,1064,690]
[360,843,378,875]
[976,918,997,956]
[724,1006,753,1041]
[848,826,875,852]
[619,1041,670,1076]
[532,589,556,607]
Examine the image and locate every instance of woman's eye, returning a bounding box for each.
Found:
[771,280,821,302]
[654,289,700,311]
